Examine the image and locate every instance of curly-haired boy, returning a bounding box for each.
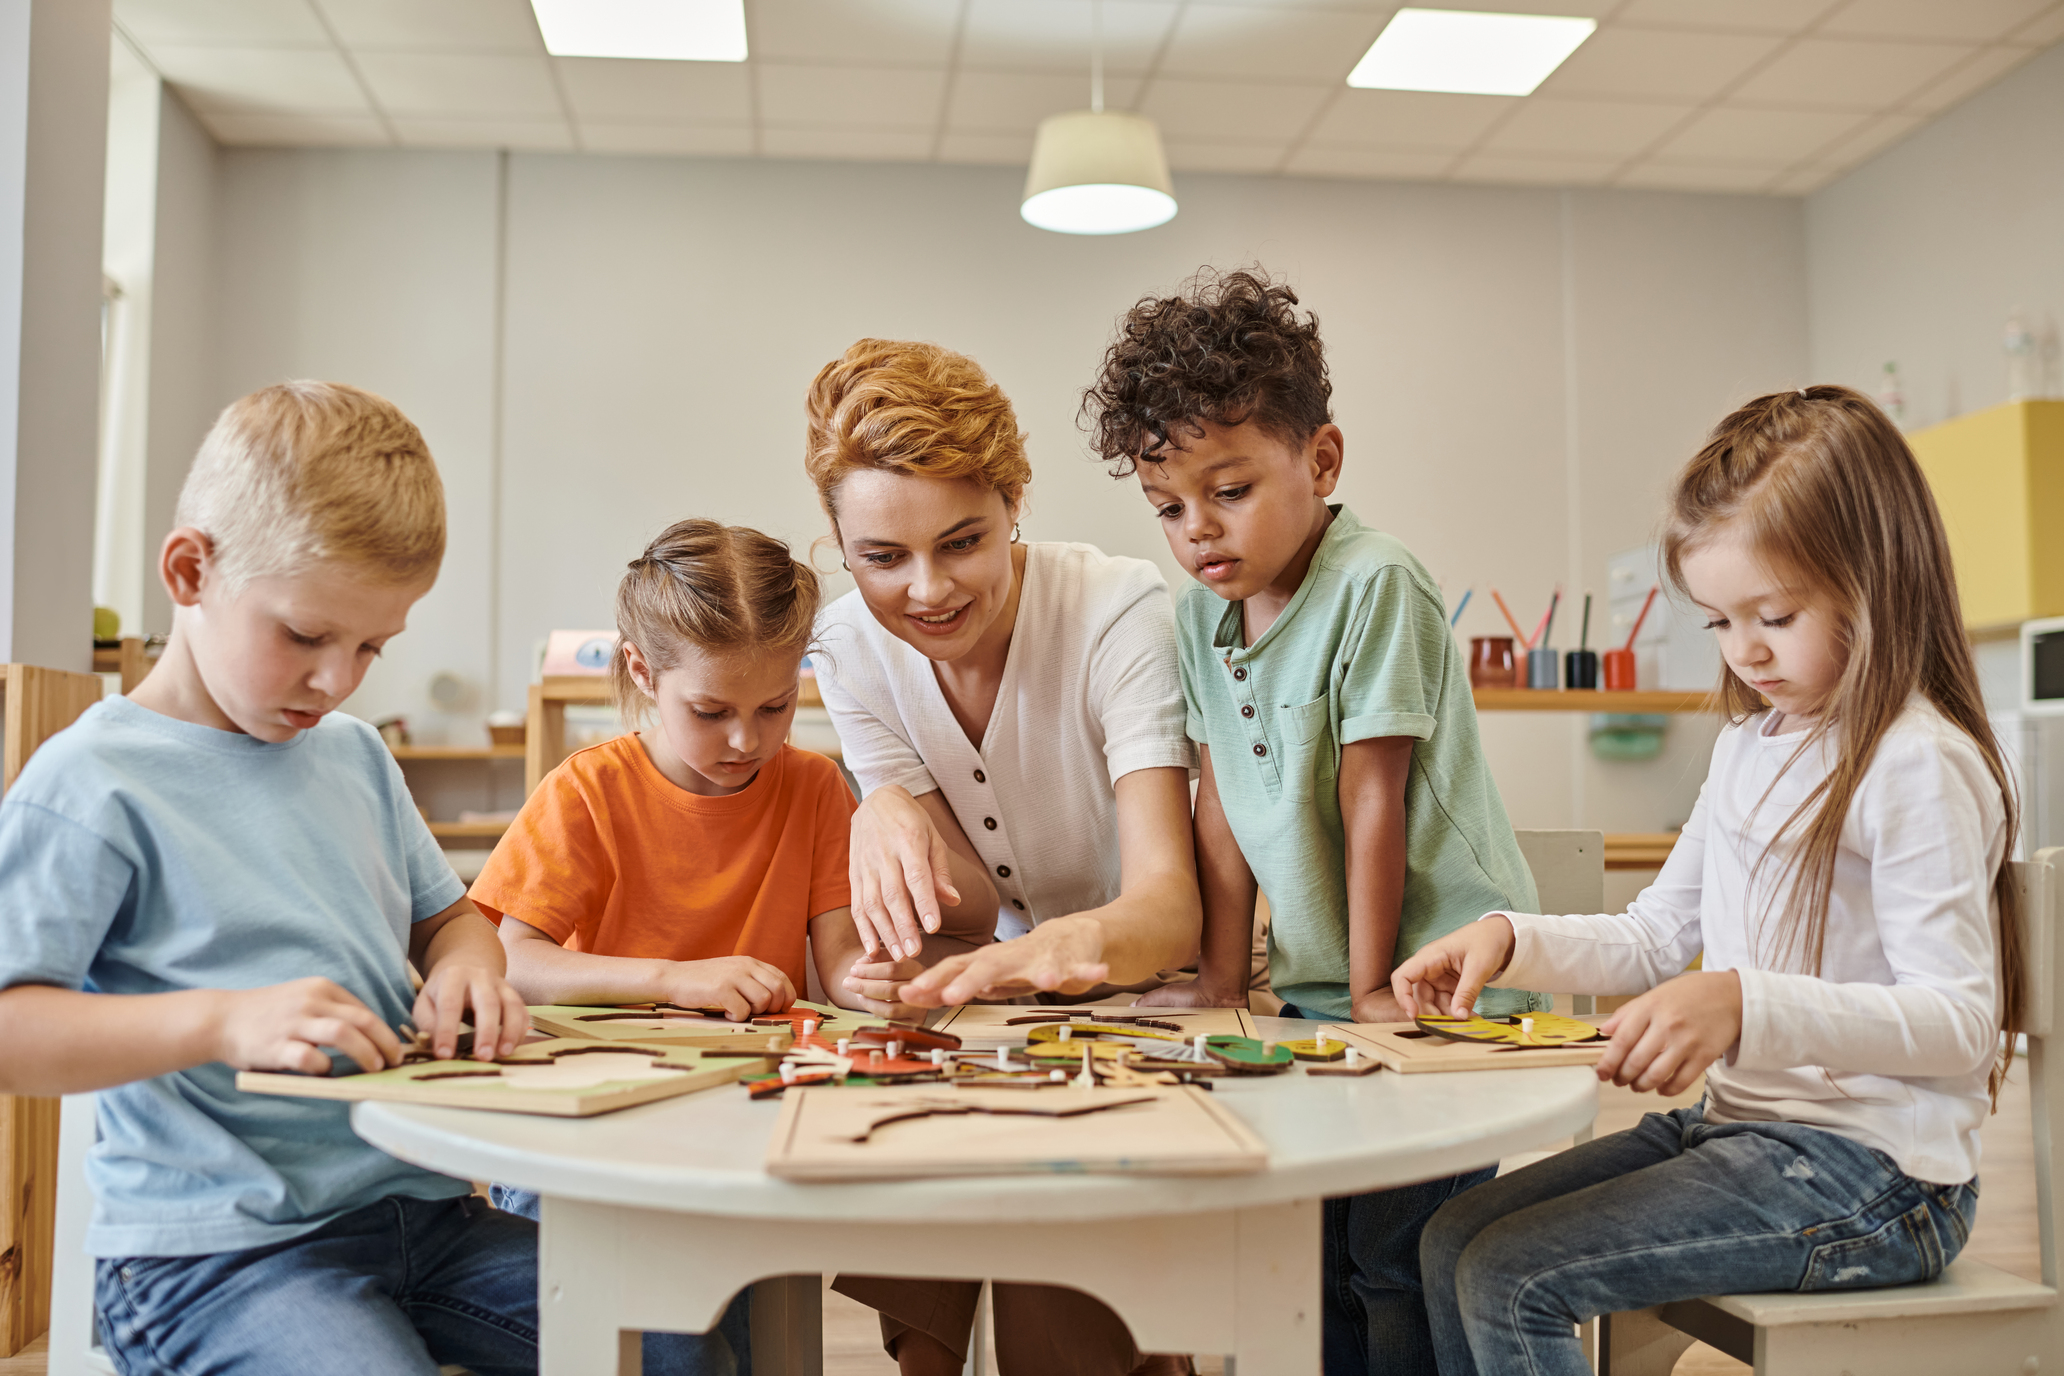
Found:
[1083,268,1543,1376]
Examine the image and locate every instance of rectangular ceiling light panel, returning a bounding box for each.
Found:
[1348,8,1596,97]
[531,0,747,62]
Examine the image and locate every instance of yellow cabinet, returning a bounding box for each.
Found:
[1909,399,2064,632]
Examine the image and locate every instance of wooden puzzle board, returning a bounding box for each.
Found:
[766,1083,1268,1181]
[237,1038,772,1116]
[1318,1021,1609,1074]
[528,999,853,1048]
[929,1003,1257,1050]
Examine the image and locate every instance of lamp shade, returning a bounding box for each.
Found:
[1020,110,1177,235]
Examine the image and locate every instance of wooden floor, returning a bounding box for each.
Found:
[4,1065,2037,1376]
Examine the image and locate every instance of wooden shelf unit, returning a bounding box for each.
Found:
[390,744,525,761]
[1603,833,1679,871]
[1472,688,1715,713]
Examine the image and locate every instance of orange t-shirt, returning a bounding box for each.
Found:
[469,736,854,990]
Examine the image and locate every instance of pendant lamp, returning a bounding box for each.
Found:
[1019,0,1176,235]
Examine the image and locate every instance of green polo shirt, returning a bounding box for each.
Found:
[1176,505,1541,1019]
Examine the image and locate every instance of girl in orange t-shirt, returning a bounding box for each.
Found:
[472,518,901,1375]
[474,517,899,1019]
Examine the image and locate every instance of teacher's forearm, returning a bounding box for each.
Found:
[1064,868,1202,986]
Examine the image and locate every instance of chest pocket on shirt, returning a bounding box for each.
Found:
[1281,697,1338,781]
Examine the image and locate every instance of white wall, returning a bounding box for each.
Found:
[1807,42,2064,428]
[191,147,1809,831]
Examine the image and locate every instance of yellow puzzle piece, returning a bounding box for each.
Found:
[1415,1012,1602,1047]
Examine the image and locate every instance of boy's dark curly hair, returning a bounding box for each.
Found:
[1079,267,1332,477]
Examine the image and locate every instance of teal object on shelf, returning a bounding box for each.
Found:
[1589,713,1668,761]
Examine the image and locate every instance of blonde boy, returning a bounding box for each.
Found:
[0,383,537,1376]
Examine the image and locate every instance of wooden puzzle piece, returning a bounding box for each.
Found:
[1320,1021,1609,1074]
[1306,1053,1382,1077]
[1415,1012,1603,1047]
[527,998,849,1047]
[1279,1037,1346,1062]
[929,1002,1257,1049]
[1203,1035,1295,1074]
[1024,1021,1184,1045]
[238,1038,771,1116]
[850,1022,962,1052]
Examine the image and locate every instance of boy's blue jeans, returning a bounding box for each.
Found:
[1421,1103,1979,1376]
[95,1193,537,1376]
[492,1184,753,1376]
[1282,1003,1495,1376]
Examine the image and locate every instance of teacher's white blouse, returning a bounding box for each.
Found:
[813,541,1194,939]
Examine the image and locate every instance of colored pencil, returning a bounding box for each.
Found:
[1540,589,1561,649]
[1622,585,1660,651]
[1449,588,1472,627]
[1578,592,1592,650]
[1488,587,1530,643]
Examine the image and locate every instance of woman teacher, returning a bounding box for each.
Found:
[808,338,1201,1376]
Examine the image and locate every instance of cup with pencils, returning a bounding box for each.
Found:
[1489,587,1561,689]
[1603,585,1660,691]
[1565,593,1598,689]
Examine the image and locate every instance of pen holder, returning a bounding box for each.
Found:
[1564,649,1598,689]
[1602,647,1638,690]
[1526,648,1559,689]
[1469,637,1515,689]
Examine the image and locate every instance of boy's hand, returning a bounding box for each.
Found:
[662,956,797,1022]
[1350,988,1411,1024]
[412,962,529,1062]
[840,955,929,1021]
[1595,970,1741,1096]
[1136,979,1248,1009]
[1390,916,1516,1019]
[214,977,404,1076]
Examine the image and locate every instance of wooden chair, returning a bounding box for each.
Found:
[1598,845,2063,1374]
[0,663,103,1357]
[525,675,613,795]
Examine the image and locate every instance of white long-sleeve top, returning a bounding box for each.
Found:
[1501,698,2006,1184]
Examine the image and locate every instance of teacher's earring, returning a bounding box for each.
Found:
[1012,523,1023,543]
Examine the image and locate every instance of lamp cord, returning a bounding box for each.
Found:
[1090,0,1104,113]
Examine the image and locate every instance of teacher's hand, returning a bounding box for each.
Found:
[893,916,1110,1009]
[849,786,962,961]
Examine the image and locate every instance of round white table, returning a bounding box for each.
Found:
[354,1017,1597,1376]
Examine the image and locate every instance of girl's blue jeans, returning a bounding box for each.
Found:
[1421,1103,1979,1376]
[95,1193,537,1376]
[492,1184,753,1376]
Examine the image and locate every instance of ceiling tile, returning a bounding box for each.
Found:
[1729,37,1976,109]
[1902,43,2042,113]
[1303,88,1513,149]
[1449,153,1617,186]
[1535,27,1783,101]
[1137,76,1328,141]
[1478,98,1694,158]
[392,115,573,149]
[758,64,946,127]
[759,126,937,160]
[945,71,1143,130]
[936,130,1036,165]
[149,44,369,112]
[958,0,1176,74]
[556,57,751,123]
[1819,0,2054,42]
[1157,4,1387,82]
[577,123,755,155]
[1613,159,1785,192]
[354,51,561,116]
[315,0,540,51]
[1802,109,1926,168]
[749,0,961,65]
[201,109,390,144]
[1162,138,1285,173]
[115,0,329,47]
[1284,144,1454,179]
[1653,106,1868,163]
[1612,0,1840,33]
[2010,4,2064,43]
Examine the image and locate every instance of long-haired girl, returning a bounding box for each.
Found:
[1394,385,2023,1376]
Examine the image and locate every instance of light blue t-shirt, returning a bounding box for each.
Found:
[0,696,469,1258]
